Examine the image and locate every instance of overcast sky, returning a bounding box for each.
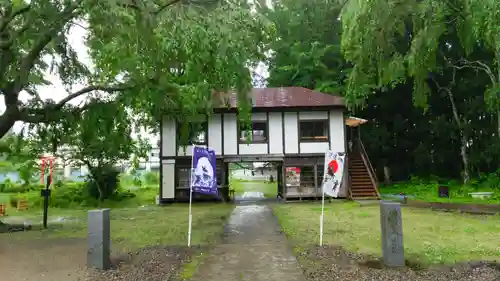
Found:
[2,18,269,145]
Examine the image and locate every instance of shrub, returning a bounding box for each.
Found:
[0,182,42,193]
[143,172,159,185]
[87,165,120,201]
[9,193,27,207]
[3,184,27,193]
[28,181,93,208]
[119,173,134,187]
[477,171,500,191]
[9,194,19,207]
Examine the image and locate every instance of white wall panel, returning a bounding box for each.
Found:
[161,161,175,199]
[284,112,299,154]
[299,142,330,154]
[329,110,345,153]
[299,111,328,120]
[238,143,268,155]
[268,112,283,154]
[208,114,222,155]
[161,118,176,157]
[223,113,238,155]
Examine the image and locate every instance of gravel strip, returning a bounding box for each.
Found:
[297,246,500,281]
[81,246,204,281]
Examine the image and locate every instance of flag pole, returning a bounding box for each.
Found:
[188,169,193,247]
[320,177,325,246]
[188,146,195,247]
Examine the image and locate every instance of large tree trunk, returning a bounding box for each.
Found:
[383,165,392,185]
[0,110,18,138]
[497,107,500,139]
[86,163,106,203]
[446,89,470,184]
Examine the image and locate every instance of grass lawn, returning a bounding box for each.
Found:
[273,202,500,265]
[230,179,277,198]
[1,203,234,252]
[380,183,500,205]
[0,192,12,204]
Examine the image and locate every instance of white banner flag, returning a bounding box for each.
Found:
[322,151,346,198]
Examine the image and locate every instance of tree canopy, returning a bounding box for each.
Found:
[265,0,500,183]
[264,0,348,93]
[340,0,500,111]
[0,0,272,138]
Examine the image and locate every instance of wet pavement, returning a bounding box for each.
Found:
[240,191,265,198]
[190,205,306,281]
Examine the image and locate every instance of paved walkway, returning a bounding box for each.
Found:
[190,205,306,281]
[240,191,265,198]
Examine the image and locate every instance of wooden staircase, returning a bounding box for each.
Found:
[348,140,380,200]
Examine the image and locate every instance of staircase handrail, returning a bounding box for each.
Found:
[343,154,352,199]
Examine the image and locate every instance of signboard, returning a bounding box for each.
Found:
[285,167,301,187]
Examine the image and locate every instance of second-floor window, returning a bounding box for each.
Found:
[177,122,208,145]
[299,120,329,142]
[239,121,268,143]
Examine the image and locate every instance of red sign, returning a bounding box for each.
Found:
[40,156,55,186]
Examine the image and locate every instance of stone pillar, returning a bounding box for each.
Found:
[380,201,405,267]
[87,209,111,270]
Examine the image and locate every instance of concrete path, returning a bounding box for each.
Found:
[240,191,265,198]
[190,205,306,281]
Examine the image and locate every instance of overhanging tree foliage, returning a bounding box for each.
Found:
[340,0,499,112]
[0,133,39,185]
[263,0,348,93]
[0,0,272,139]
[265,0,500,183]
[27,102,150,201]
[339,0,500,183]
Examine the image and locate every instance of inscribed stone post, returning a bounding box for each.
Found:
[87,209,111,270]
[380,201,405,267]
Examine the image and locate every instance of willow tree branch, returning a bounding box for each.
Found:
[0,4,31,32]
[11,2,82,95]
[155,0,184,15]
[454,58,497,85]
[54,84,131,110]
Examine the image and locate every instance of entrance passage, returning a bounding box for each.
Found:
[228,162,282,201]
[190,205,306,281]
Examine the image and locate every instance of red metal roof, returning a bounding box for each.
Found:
[213,87,344,109]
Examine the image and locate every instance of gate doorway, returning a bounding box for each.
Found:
[228,161,283,201]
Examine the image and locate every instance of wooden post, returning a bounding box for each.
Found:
[0,204,6,216]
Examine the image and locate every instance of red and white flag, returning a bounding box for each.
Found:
[322,151,346,198]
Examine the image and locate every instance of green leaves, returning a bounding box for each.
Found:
[28,101,151,176]
[265,0,348,96]
[340,0,500,110]
[0,0,271,141]
[84,0,272,137]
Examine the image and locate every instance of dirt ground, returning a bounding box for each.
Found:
[0,235,194,281]
[0,236,88,281]
[297,245,500,281]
